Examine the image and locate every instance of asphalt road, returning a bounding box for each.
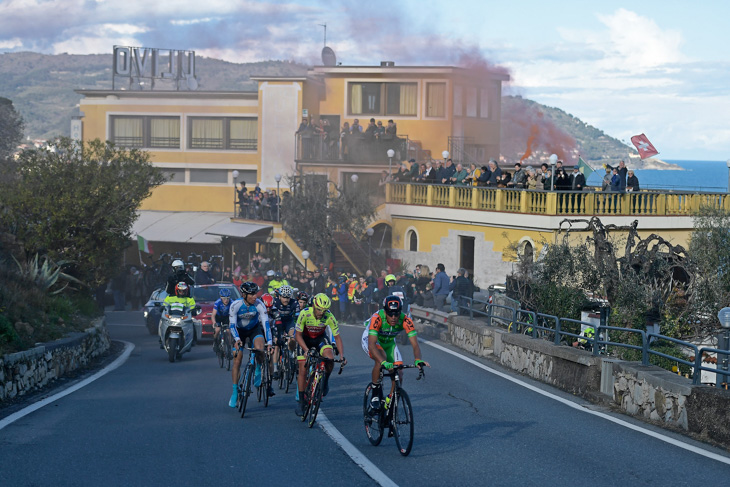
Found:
[1,311,729,486]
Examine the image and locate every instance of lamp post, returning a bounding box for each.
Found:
[717,307,730,388]
[366,227,374,272]
[442,150,449,162]
[232,170,240,217]
[351,173,359,184]
[274,173,282,222]
[549,154,558,191]
[726,159,730,193]
[302,250,310,272]
[387,149,395,177]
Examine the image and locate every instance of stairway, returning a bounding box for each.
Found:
[332,232,384,275]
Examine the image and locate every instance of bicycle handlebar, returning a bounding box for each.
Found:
[381,363,426,380]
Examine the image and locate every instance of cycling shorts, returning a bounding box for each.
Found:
[296,334,332,361]
[361,327,402,364]
[272,320,295,345]
[236,325,264,348]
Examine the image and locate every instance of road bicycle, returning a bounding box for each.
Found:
[256,347,273,407]
[214,325,233,371]
[301,350,345,428]
[275,334,297,393]
[235,346,264,418]
[363,364,425,456]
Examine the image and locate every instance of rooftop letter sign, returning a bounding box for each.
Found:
[112,45,197,91]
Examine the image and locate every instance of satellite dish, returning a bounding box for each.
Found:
[322,46,336,67]
[186,77,199,90]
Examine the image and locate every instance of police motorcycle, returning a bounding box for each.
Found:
[158,283,202,362]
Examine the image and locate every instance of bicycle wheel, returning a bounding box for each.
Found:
[363,383,384,446]
[307,372,324,428]
[224,336,232,372]
[393,389,414,456]
[278,353,286,390]
[240,364,252,418]
[237,364,248,413]
[217,336,224,368]
[263,358,270,408]
[300,370,315,422]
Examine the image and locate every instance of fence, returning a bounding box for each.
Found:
[458,296,730,386]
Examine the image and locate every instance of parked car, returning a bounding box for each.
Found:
[143,287,168,335]
[191,284,242,340]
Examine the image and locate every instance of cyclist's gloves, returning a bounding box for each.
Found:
[414,359,425,368]
[308,347,317,357]
[381,360,394,370]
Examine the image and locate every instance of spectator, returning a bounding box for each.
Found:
[610,167,620,191]
[222,267,232,282]
[465,163,481,186]
[111,268,127,311]
[571,166,586,212]
[421,282,435,309]
[384,119,397,139]
[618,160,628,192]
[450,268,474,315]
[602,165,613,191]
[425,161,438,183]
[340,122,351,159]
[375,120,385,138]
[542,163,552,190]
[554,161,570,190]
[415,265,431,293]
[498,171,511,188]
[296,118,313,158]
[365,269,376,287]
[510,163,528,189]
[486,160,502,186]
[407,159,420,181]
[195,261,216,285]
[378,170,392,188]
[394,162,411,182]
[432,263,450,311]
[233,260,242,277]
[627,170,640,191]
[441,159,456,184]
[451,163,469,186]
[414,163,427,182]
[311,268,325,295]
[477,165,491,186]
[350,119,363,133]
[364,118,378,141]
[526,168,538,190]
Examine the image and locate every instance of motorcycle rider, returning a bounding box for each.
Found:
[267,271,289,294]
[166,259,195,295]
[163,282,198,314]
[228,282,273,407]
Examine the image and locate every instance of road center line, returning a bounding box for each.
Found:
[0,341,135,431]
[318,411,398,487]
[420,339,730,466]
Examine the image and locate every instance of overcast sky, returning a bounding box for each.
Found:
[1,0,728,160]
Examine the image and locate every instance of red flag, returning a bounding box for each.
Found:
[630,134,659,159]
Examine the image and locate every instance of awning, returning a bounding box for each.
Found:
[133,211,238,244]
[205,221,273,239]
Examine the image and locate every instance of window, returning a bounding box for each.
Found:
[466,87,478,117]
[349,82,417,116]
[459,236,475,275]
[189,169,228,183]
[189,117,257,150]
[426,83,446,117]
[110,115,180,148]
[407,230,418,251]
[453,85,463,117]
[233,170,258,187]
[479,88,489,119]
[161,169,183,183]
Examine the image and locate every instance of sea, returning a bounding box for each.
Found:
[584,160,729,193]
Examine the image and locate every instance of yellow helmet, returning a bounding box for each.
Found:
[385,274,396,284]
[313,293,331,310]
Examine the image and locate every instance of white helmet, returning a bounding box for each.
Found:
[266,270,275,278]
[172,259,185,272]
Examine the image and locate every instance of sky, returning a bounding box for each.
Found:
[1,0,729,161]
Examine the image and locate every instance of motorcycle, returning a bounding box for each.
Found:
[158,304,202,362]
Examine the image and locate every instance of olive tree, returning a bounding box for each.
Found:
[0,137,165,286]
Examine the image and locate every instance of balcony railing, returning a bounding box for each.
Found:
[295,132,410,164]
[386,182,730,216]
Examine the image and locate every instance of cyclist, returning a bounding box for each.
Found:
[296,291,309,312]
[294,293,347,416]
[228,282,273,408]
[165,259,195,295]
[363,295,429,412]
[271,285,300,379]
[211,288,232,353]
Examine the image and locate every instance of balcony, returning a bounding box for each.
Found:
[386,182,730,216]
[295,133,410,165]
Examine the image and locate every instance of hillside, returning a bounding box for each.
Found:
[1,52,658,168]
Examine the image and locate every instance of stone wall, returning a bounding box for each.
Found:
[0,318,110,402]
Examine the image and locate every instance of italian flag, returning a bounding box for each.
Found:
[137,235,153,254]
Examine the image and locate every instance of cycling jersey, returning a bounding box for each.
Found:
[367,309,416,344]
[212,298,231,324]
[273,297,300,326]
[229,298,271,344]
[295,307,340,340]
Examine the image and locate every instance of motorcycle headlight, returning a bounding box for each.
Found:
[169,318,183,325]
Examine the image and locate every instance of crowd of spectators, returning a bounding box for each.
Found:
[236,182,284,221]
[296,117,404,161]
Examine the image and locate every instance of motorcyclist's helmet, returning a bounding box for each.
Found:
[275,271,283,280]
[175,282,190,297]
[383,295,403,317]
[313,293,331,311]
[240,281,259,296]
[296,291,309,302]
[261,293,274,310]
[172,259,185,273]
[219,288,231,298]
[278,285,294,299]
[266,270,275,278]
[385,274,397,285]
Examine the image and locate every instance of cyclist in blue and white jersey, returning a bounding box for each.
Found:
[228,281,273,407]
[212,288,232,353]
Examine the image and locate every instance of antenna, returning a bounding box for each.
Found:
[319,23,326,48]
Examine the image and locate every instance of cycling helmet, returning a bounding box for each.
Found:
[312,293,331,310]
[219,288,231,298]
[278,285,294,299]
[261,293,274,309]
[172,259,185,272]
[175,282,189,297]
[266,270,275,278]
[296,291,309,302]
[383,295,403,316]
[240,281,259,296]
[385,274,396,285]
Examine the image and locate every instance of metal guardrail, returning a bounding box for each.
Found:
[452,298,730,385]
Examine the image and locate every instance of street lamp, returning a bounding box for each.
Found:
[274,173,282,222]
[232,170,240,217]
[442,150,449,161]
[717,307,730,388]
[302,250,310,272]
[387,149,395,176]
[366,227,374,272]
[549,154,558,191]
[351,173,359,183]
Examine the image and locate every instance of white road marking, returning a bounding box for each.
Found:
[0,341,135,431]
[420,339,730,466]
[318,411,398,487]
